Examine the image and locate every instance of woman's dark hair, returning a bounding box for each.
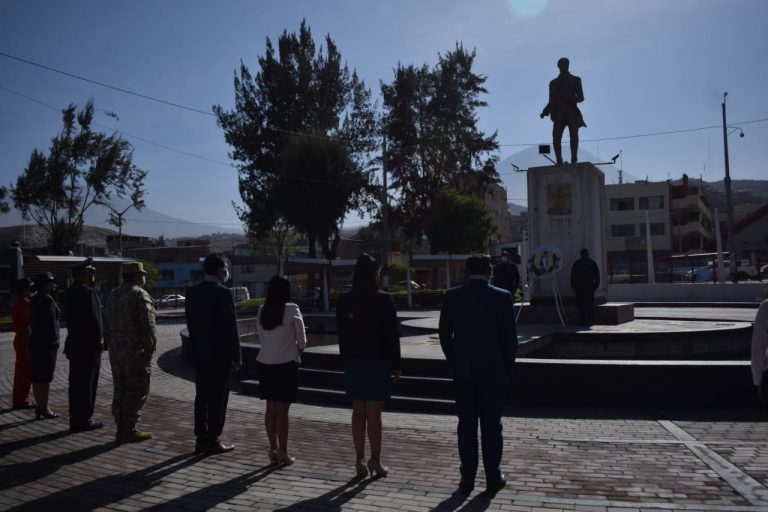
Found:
[260,275,291,330]
[351,253,379,295]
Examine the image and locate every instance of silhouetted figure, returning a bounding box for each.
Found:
[493,250,521,304]
[750,288,768,408]
[439,256,517,495]
[540,57,586,165]
[570,248,600,326]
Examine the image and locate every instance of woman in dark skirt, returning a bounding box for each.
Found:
[29,273,60,419]
[256,275,307,466]
[336,254,401,478]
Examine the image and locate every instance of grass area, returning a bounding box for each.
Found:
[235,298,265,315]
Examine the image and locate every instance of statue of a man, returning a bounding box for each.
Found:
[540,57,586,165]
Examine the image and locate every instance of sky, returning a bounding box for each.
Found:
[1,0,766,235]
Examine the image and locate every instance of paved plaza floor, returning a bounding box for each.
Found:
[3,313,768,512]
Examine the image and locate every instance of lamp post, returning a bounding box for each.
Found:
[721,92,743,281]
[103,203,135,256]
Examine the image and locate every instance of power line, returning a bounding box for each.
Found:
[0,50,216,116]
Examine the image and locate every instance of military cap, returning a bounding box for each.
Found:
[14,277,34,293]
[71,257,96,275]
[32,272,56,285]
[122,261,148,275]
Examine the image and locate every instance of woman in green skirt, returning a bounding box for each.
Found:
[336,254,401,478]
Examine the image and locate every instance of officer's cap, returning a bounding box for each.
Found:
[122,261,148,275]
[71,258,96,275]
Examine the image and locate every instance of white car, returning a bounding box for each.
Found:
[156,294,185,308]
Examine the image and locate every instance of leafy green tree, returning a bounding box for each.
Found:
[425,188,496,254]
[0,186,9,213]
[214,20,379,257]
[138,259,160,289]
[11,100,146,254]
[277,133,367,260]
[381,43,499,241]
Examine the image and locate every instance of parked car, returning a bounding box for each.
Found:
[156,294,185,308]
[230,286,250,303]
[761,264,768,279]
[691,261,758,282]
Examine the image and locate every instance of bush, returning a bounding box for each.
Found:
[235,298,265,315]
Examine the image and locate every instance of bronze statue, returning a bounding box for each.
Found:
[540,57,586,165]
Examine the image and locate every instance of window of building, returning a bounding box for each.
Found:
[639,195,665,210]
[639,223,666,236]
[611,224,636,237]
[610,197,634,211]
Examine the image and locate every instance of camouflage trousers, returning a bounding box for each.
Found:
[110,357,151,429]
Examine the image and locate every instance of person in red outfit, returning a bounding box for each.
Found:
[11,277,35,410]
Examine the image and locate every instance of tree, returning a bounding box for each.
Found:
[425,188,496,254]
[138,259,160,290]
[214,21,379,257]
[0,186,9,213]
[11,100,146,254]
[381,43,499,241]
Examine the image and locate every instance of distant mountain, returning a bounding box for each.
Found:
[507,202,527,216]
[0,198,242,238]
[698,179,768,211]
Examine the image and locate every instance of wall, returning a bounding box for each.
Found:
[607,282,766,302]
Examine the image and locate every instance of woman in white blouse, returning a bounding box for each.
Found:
[750,286,768,406]
[256,275,307,465]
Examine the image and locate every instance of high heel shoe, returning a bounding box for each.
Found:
[35,409,59,420]
[367,459,388,478]
[355,458,368,478]
[268,448,279,465]
[277,450,295,466]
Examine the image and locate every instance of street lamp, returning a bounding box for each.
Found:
[721,92,745,281]
[101,202,135,256]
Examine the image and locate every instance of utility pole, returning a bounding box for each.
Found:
[381,135,390,289]
[103,203,135,256]
[722,92,737,280]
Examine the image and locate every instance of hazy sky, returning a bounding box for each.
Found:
[1,0,766,233]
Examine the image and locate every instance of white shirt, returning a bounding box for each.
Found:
[255,303,307,364]
[750,300,768,386]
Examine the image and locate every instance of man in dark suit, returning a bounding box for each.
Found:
[540,57,586,165]
[570,248,601,326]
[62,258,104,432]
[439,255,518,495]
[185,253,242,455]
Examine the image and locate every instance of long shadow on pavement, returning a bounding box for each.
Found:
[430,490,499,512]
[273,477,373,511]
[141,462,279,511]
[0,428,72,458]
[6,452,201,512]
[0,440,116,492]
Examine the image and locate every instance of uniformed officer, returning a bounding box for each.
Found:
[62,258,105,432]
[104,261,156,443]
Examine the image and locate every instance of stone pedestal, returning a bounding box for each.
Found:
[527,162,607,304]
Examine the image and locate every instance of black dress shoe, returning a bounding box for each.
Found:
[486,473,507,493]
[203,441,235,455]
[453,478,474,496]
[12,402,36,410]
[70,420,104,432]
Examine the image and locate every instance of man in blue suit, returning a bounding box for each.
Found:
[439,255,518,494]
[185,253,242,455]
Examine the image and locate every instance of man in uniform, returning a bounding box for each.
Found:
[62,258,105,432]
[104,261,156,443]
[493,250,521,305]
[570,248,601,326]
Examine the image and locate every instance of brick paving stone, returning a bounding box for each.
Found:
[3,318,768,511]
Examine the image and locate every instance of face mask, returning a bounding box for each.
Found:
[501,257,509,263]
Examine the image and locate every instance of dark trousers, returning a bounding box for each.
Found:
[194,363,231,443]
[454,379,505,484]
[69,354,101,426]
[575,288,595,325]
[552,119,579,164]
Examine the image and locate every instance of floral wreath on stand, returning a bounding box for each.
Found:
[527,245,562,280]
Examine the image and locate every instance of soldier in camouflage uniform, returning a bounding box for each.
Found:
[104,261,156,443]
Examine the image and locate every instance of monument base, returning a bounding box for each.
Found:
[518,302,634,325]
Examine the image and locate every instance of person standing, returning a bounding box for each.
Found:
[493,250,521,305]
[104,262,156,443]
[256,275,307,466]
[11,277,35,410]
[540,57,586,165]
[185,253,242,455]
[570,248,601,326]
[750,288,768,406]
[336,254,401,478]
[439,255,517,494]
[62,258,105,432]
[29,272,60,420]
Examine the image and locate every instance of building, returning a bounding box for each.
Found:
[123,238,211,289]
